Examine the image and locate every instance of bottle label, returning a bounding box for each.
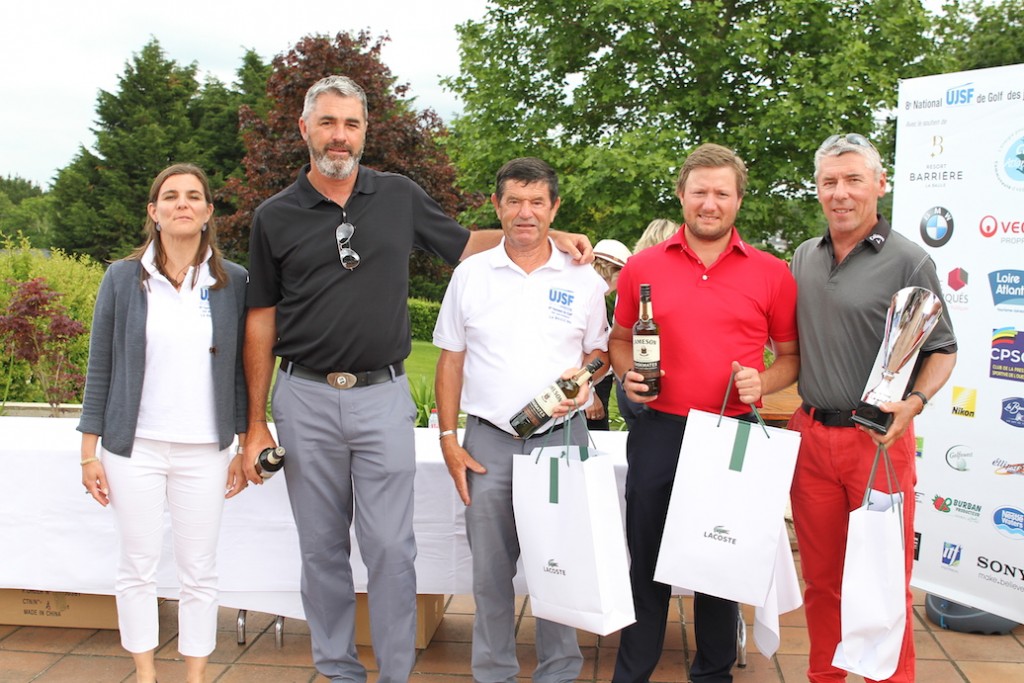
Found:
[633,336,661,368]
[531,384,568,419]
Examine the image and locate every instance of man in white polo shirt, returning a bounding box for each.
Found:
[433,157,609,683]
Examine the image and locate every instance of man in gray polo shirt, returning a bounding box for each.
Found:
[788,133,956,683]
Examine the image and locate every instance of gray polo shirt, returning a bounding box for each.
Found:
[792,216,957,411]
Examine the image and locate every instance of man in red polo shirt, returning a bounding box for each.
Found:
[609,143,799,683]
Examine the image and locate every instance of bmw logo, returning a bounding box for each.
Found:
[920,206,954,247]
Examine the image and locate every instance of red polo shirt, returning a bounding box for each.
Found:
[614,227,798,417]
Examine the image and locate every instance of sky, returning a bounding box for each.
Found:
[0,0,490,189]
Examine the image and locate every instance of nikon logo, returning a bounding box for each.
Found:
[543,559,567,576]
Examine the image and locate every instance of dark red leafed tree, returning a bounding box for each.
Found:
[218,31,479,295]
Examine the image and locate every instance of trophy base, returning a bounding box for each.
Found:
[851,403,894,434]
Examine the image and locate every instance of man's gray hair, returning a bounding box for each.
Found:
[302,75,368,122]
[814,133,885,181]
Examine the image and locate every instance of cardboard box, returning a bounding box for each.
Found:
[0,589,119,629]
[354,593,445,649]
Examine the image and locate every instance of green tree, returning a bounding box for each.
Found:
[50,39,201,261]
[49,40,269,262]
[937,0,1024,71]
[0,176,44,204]
[0,193,56,247]
[446,0,938,255]
[0,177,54,247]
[219,32,472,294]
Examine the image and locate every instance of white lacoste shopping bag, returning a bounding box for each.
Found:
[654,409,800,608]
[832,447,907,680]
[512,441,635,635]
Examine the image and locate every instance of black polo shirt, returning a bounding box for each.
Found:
[247,164,470,372]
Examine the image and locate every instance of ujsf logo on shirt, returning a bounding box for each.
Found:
[548,288,574,306]
[198,287,212,318]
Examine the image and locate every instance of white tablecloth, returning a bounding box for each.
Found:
[0,417,628,620]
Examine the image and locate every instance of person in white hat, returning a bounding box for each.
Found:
[588,238,632,429]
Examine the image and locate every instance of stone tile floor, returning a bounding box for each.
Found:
[2,553,1022,682]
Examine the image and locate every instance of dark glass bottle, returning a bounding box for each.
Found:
[255,446,286,480]
[509,358,605,438]
[632,283,661,397]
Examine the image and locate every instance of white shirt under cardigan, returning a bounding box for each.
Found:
[135,243,219,444]
[433,238,610,436]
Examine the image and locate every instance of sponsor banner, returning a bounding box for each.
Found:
[991,328,1024,383]
[896,64,1024,624]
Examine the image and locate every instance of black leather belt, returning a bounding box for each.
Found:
[802,402,857,428]
[471,415,569,440]
[281,359,404,390]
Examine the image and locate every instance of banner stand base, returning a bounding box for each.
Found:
[925,594,1019,635]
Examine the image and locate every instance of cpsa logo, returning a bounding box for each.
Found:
[951,386,977,418]
[990,328,1024,383]
[992,506,1024,541]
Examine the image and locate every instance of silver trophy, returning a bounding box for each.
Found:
[851,286,944,434]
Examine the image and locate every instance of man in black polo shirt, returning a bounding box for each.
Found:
[242,75,591,683]
[788,133,956,683]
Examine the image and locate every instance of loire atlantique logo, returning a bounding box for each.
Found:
[920,206,954,247]
[951,386,977,418]
[990,270,1024,307]
[991,328,1024,383]
[995,128,1024,193]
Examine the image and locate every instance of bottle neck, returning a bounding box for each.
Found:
[639,299,653,321]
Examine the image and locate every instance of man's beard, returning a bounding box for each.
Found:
[310,142,362,180]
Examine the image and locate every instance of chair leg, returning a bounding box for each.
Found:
[737,611,747,668]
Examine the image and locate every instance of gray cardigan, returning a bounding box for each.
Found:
[77,258,248,456]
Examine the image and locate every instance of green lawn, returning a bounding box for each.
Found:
[407,340,441,383]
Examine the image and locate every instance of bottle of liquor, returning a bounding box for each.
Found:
[509,358,605,438]
[427,407,439,429]
[254,446,286,480]
[632,283,661,397]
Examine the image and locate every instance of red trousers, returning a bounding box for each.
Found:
[788,408,917,683]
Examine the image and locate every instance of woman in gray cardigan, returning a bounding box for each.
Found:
[79,163,248,683]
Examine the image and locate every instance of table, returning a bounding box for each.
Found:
[0,417,629,621]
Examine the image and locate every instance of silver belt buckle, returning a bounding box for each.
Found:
[327,371,358,389]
